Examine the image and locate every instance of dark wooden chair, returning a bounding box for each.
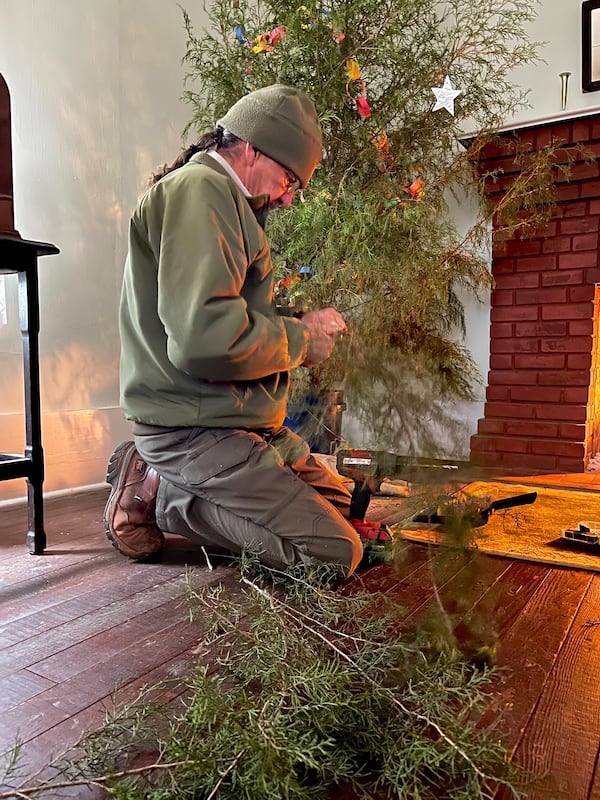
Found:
[0,72,59,553]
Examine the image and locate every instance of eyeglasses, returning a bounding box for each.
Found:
[282,168,301,194]
[256,149,301,195]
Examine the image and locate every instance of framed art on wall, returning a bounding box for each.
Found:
[583,0,600,91]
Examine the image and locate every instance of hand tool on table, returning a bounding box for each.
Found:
[412,491,538,528]
[563,521,600,546]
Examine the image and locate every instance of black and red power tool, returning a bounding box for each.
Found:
[336,449,472,565]
[335,449,397,565]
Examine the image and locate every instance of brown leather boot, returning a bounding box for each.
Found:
[103,441,164,560]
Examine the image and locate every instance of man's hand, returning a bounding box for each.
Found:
[300,308,348,367]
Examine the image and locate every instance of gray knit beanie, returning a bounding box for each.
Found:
[217,84,322,189]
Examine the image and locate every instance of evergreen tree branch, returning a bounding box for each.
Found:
[206,750,246,800]
[0,760,200,800]
[240,574,500,786]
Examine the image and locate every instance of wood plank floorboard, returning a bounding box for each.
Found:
[1,573,205,679]
[0,670,56,712]
[498,575,600,800]
[3,613,206,743]
[485,569,593,752]
[401,550,510,627]
[464,560,550,641]
[344,539,432,594]
[0,484,599,799]
[0,550,211,641]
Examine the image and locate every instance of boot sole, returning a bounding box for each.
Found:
[103,442,161,561]
[106,440,137,489]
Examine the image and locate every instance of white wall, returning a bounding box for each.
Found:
[0,0,209,500]
[508,0,600,128]
[0,1,595,499]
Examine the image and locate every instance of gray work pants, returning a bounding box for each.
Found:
[134,426,363,575]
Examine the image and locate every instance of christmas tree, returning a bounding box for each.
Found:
[181,0,558,455]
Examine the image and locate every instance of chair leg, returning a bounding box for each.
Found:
[26,472,46,554]
[19,265,46,555]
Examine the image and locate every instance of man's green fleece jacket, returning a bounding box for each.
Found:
[119,153,310,431]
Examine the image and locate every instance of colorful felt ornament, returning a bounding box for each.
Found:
[237,24,287,53]
[327,20,345,46]
[252,34,271,52]
[406,178,424,200]
[298,5,313,29]
[345,59,371,118]
[275,266,314,308]
[276,273,300,302]
[346,58,360,81]
[279,274,298,289]
[234,24,253,47]
[370,129,393,171]
[252,26,287,52]
[355,90,371,118]
[269,26,287,45]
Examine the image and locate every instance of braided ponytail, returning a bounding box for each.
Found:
[148,128,240,186]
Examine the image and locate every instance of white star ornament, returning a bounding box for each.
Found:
[431,76,462,116]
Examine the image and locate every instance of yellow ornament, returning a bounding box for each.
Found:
[346,58,361,81]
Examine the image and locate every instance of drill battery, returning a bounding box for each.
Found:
[352,518,393,566]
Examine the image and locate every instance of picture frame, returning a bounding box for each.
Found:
[583,0,600,92]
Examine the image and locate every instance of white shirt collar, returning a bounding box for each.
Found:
[205,150,251,196]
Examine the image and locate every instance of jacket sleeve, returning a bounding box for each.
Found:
[139,169,309,382]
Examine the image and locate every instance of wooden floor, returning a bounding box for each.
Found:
[0,483,599,798]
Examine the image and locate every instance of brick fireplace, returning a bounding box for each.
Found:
[470,114,600,473]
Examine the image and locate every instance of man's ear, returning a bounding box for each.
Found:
[244,142,258,164]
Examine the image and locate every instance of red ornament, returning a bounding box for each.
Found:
[355,93,371,118]
[406,178,424,200]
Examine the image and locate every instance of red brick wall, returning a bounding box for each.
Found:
[470,115,600,473]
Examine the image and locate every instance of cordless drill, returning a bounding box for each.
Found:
[336,449,470,565]
[337,449,468,510]
[336,449,396,565]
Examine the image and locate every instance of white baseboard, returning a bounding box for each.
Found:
[0,481,108,509]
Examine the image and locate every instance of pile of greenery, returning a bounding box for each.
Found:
[1,556,522,799]
[180,0,561,452]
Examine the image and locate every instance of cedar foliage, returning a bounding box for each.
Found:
[180,0,561,452]
[3,558,523,799]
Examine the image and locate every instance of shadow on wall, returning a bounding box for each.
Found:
[0,405,132,501]
[0,1,200,498]
[0,1,195,416]
[342,368,481,460]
